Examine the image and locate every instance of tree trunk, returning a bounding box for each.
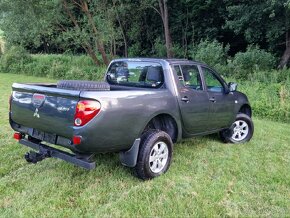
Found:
[278,13,290,69]
[278,45,290,69]
[96,41,109,66]
[116,9,128,57]
[63,0,101,66]
[158,0,173,58]
[81,0,110,66]
[83,44,101,66]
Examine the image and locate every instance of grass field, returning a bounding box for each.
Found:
[0,73,289,217]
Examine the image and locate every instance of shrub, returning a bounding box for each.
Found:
[0,46,32,72]
[0,53,106,81]
[229,46,277,79]
[128,43,141,57]
[250,69,290,84]
[191,39,229,74]
[152,37,167,57]
[238,79,290,123]
[0,38,5,55]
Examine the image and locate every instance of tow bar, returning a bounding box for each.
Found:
[19,139,96,170]
[25,150,50,163]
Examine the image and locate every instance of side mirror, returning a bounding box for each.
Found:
[228,82,238,92]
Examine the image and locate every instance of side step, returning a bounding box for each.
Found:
[19,139,96,170]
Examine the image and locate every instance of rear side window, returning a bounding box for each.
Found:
[172,65,203,90]
[107,61,164,88]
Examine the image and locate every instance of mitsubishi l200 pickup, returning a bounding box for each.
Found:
[9,58,254,180]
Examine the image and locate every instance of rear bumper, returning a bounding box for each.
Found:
[19,139,96,170]
[9,114,79,152]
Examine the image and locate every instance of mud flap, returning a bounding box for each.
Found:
[119,138,140,167]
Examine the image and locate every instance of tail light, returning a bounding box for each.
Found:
[13,132,23,140]
[74,100,101,126]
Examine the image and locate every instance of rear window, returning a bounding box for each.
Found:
[106,61,164,88]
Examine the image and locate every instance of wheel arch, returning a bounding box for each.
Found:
[139,112,181,143]
[238,104,252,117]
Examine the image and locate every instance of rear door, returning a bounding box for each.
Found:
[201,66,235,130]
[173,64,210,134]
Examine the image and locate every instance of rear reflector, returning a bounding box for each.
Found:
[73,135,82,145]
[13,132,23,140]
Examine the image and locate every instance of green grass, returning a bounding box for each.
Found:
[0,73,290,217]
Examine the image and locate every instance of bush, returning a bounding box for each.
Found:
[1,53,106,81]
[250,69,290,84]
[191,39,229,74]
[0,38,5,55]
[0,46,32,72]
[229,69,290,123]
[152,37,167,57]
[238,79,290,123]
[229,46,277,79]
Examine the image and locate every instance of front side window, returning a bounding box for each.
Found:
[107,61,164,88]
[202,67,224,93]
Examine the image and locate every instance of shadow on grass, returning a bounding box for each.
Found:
[16,133,223,184]
[176,133,222,146]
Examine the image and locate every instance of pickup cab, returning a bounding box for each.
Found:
[9,58,254,180]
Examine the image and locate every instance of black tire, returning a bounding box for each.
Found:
[220,113,254,143]
[135,130,173,180]
[57,80,110,91]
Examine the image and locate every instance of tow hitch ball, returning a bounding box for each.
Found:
[24,150,51,164]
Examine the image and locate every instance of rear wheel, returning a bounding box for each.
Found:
[135,130,173,180]
[220,113,254,143]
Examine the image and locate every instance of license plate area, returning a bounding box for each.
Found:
[32,129,57,144]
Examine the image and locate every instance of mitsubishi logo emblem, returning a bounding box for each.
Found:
[33,108,40,118]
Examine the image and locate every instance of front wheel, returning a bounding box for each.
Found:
[135,130,173,180]
[220,113,254,143]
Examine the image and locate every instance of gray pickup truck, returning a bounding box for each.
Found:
[9,58,254,180]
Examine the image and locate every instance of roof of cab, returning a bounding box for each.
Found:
[111,57,204,66]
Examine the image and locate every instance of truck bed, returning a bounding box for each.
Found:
[10,82,178,153]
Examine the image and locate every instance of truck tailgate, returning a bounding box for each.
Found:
[10,83,80,138]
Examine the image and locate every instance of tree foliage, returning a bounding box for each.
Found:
[0,0,290,67]
[225,0,290,67]
[191,39,229,73]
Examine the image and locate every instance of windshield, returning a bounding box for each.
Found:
[106,61,164,88]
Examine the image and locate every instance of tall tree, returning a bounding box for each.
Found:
[142,0,174,58]
[158,0,173,58]
[278,1,290,68]
[0,0,59,52]
[61,0,112,65]
[0,0,116,65]
[225,0,290,68]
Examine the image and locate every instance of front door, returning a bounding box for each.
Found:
[173,64,211,134]
[201,66,235,130]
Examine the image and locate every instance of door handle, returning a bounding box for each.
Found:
[209,97,216,103]
[181,96,189,103]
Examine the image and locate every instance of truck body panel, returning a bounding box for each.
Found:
[10,58,251,155]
